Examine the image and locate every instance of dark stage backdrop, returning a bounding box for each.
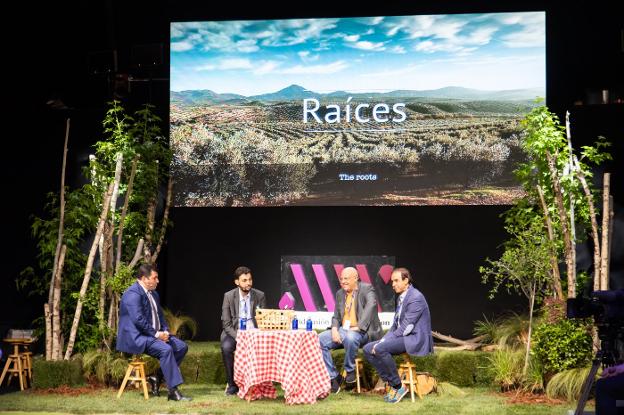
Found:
[165,205,524,340]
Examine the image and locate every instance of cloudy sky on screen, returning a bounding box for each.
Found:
[170,12,545,95]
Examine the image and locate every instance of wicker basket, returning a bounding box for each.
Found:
[255,308,295,330]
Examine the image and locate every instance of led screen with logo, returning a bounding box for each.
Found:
[171,12,545,206]
[280,255,397,329]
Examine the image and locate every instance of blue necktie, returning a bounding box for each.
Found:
[394,297,403,327]
[147,291,161,331]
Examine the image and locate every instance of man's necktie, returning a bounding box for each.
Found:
[394,297,403,327]
[147,291,161,331]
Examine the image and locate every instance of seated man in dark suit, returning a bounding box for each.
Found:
[363,267,433,404]
[116,264,191,401]
[318,266,382,393]
[221,266,266,396]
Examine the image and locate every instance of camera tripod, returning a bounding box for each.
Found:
[574,350,605,415]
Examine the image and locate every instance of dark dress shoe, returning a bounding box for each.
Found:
[345,371,356,384]
[330,374,343,394]
[225,385,239,396]
[167,388,192,401]
[147,375,161,397]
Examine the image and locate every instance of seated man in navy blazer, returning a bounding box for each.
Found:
[363,267,433,404]
[221,266,266,396]
[116,264,191,401]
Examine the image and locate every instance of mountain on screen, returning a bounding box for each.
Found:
[171,84,544,105]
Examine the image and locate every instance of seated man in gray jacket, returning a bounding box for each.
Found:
[318,267,382,393]
[221,266,266,396]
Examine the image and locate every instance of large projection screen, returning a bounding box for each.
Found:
[170,12,545,207]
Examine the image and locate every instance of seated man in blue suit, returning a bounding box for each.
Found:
[116,264,191,401]
[363,267,433,404]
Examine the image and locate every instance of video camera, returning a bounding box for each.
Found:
[567,289,624,366]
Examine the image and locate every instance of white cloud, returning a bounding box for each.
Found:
[358,16,384,26]
[235,39,259,53]
[171,41,193,52]
[253,61,281,75]
[196,58,253,71]
[279,60,349,75]
[391,45,406,54]
[347,41,386,51]
[298,51,320,62]
[343,34,360,42]
[415,40,476,55]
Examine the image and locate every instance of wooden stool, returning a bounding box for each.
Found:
[117,357,149,400]
[21,352,33,383]
[397,354,422,402]
[0,338,33,390]
[341,357,367,393]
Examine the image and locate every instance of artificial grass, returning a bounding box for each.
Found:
[0,384,576,414]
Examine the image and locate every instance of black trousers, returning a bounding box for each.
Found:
[596,374,624,415]
[221,334,237,387]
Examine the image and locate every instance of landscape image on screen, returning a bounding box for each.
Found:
[170,12,545,207]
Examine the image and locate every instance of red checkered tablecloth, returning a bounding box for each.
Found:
[234,329,331,404]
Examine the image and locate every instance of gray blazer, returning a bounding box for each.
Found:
[331,282,382,342]
[220,287,266,340]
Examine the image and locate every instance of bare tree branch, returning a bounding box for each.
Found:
[151,177,173,265]
[64,182,114,360]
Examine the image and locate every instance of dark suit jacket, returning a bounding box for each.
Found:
[220,287,266,341]
[116,281,169,354]
[387,285,433,356]
[331,282,382,342]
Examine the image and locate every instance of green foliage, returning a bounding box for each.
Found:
[487,348,524,390]
[18,100,173,355]
[532,319,593,374]
[32,356,84,388]
[486,348,543,392]
[82,349,158,386]
[474,313,533,349]
[480,209,553,302]
[545,366,594,401]
[163,308,198,340]
[436,352,477,387]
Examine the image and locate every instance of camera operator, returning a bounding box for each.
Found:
[596,361,624,414]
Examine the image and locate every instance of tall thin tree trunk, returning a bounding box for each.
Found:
[115,157,138,274]
[546,153,576,298]
[536,185,563,299]
[523,281,536,376]
[64,182,114,360]
[151,177,173,265]
[129,238,144,268]
[565,112,577,286]
[44,304,52,360]
[51,118,70,304]
[52,245,66,360]
[600,174,611,290]
[606,195,614,289]
[143,198,156,263]
[574,163,602,290]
